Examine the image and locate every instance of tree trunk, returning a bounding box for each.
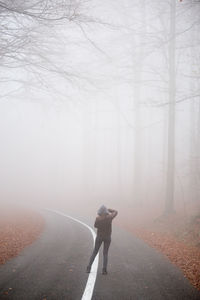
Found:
[132,0,146,206]
[165,0,176,214]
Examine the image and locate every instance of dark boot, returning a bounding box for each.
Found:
[86,266,91,273]
[102,268,107,275]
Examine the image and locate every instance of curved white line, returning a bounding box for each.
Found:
[45,209,99,300]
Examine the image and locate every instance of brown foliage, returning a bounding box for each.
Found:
[120,213,200,291]
[0,208,45,265]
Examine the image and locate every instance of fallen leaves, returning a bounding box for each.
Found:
[120,214,200,291]
[0,208,45,265]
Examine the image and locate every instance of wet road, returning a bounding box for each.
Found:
[0,210,199,300]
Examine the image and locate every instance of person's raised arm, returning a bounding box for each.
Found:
[108,208,118,219]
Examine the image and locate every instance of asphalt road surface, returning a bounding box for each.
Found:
[0,210,199,300]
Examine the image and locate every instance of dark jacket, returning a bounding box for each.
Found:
[94,209,118,239]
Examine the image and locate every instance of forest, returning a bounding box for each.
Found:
[0,0,200,293]
[0,0,199,219]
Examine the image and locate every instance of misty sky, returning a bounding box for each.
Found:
[0,0,199,218]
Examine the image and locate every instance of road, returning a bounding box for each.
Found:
[0,210,199,300]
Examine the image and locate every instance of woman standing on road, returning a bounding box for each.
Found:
[86,205,118,275]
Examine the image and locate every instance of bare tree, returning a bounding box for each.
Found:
[0,0,94,71]
[164,0,176,214]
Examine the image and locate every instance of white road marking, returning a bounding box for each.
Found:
[45,209,99,300]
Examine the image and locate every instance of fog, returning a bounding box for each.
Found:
[0,0,200,223]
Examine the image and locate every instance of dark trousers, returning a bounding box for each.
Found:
[88,236,111,269]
